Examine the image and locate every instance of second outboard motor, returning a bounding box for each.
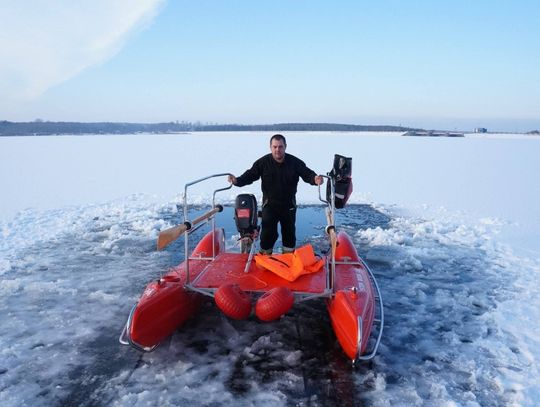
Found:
[234,194,258,237]
[327,154,353,209]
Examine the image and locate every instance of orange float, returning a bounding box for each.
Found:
[215,284,252,320]
[255,286,295,321]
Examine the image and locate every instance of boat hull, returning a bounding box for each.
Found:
[327,232,376,360]
[122,229,224,350]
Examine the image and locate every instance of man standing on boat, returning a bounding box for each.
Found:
[229,134,323,255]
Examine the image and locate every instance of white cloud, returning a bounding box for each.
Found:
[0,0,164,103]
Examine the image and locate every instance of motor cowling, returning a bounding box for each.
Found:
[326,154,353,209]
[234,194,258,237]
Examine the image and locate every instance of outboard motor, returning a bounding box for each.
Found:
[234,194,258,237]
[327,154,353,209]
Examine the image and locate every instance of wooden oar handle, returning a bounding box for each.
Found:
[325,207,337,258]
[325,225,337,256]
[157,205,223,251]
[190,205,222,226]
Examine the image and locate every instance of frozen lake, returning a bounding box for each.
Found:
[1,132,539,406]
[2,131,539,255]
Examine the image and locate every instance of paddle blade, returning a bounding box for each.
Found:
[157,224,187,251]
[156,206,223,251]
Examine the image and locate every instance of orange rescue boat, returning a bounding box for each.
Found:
[120,161,384,363]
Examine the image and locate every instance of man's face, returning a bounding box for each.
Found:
[270,139,286,162]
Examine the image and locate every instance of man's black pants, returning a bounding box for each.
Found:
[260,204,296,251]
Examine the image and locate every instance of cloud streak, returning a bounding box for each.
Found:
[0,0,164,103]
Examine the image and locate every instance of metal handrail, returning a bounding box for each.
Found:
[318,175,336,289]
[183,173,232,283]
[119,304,158,352]
[355,257,384,361]
[212,184,233,258]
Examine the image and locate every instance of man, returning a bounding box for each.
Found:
[229,134,323,254]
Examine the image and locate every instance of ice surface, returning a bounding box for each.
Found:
[1,132,539,406]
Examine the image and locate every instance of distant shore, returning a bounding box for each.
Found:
[1,121,418,137]
[1,121,537,137]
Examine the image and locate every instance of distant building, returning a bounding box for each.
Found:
[474,127,487,133]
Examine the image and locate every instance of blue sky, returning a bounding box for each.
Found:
[1,1,539,131]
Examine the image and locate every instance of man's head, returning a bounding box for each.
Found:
[270,134,287,163]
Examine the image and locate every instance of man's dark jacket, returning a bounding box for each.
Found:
[235,153,317,208]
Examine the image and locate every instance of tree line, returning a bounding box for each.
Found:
[0,120,417,136]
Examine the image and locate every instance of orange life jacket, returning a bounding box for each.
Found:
[254,244,325,282]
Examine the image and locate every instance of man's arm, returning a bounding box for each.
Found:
[230,159,262,187]
[297,158,322,186]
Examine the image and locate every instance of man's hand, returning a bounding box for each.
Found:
[314,175,324,185]
[228,174,237,185]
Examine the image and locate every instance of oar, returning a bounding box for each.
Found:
[157,205,223,251]
[325,207,337,259]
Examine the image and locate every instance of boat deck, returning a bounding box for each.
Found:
[190,253,328,294]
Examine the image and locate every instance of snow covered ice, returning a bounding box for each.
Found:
[1,132,540,406]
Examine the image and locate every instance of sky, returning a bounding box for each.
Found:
[1,1,539,132]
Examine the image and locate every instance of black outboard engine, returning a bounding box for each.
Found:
[327,154,353,209]
[234,194,258,237]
